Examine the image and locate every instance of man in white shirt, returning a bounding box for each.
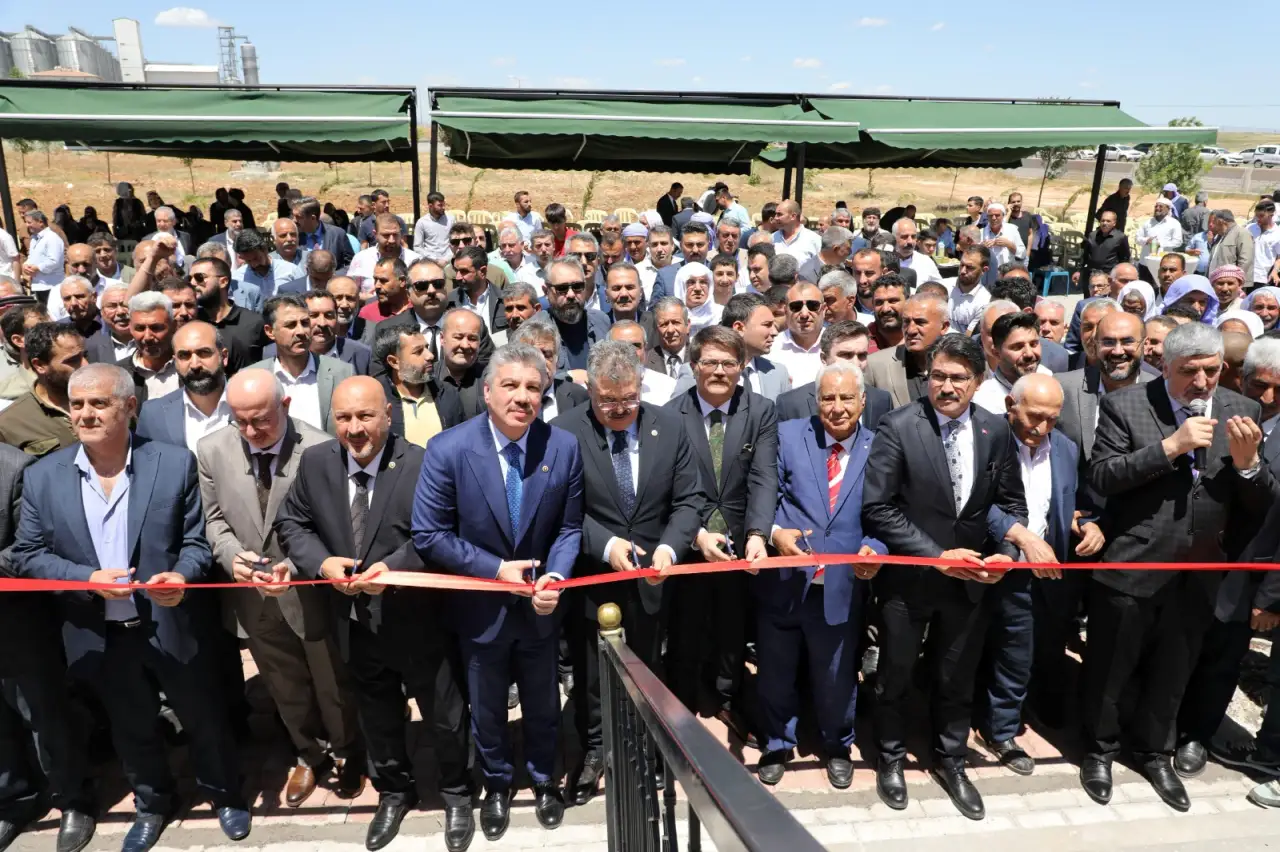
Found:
[412,192,453,263]
[609,321,677,404]
[136,321,232,453]
[635,225,675,301]
[973,311,1052,414]
[771,200,822,268]
[769,281,826,388]
[980,203,1026,288]
[48,243,123,323]
[513,190,543,242]
[349,214,421,296]
[892,218,944,288]
[1248,199,1280,286]
[1135,197,1184,257]
[949,246,992,333]
[495,226,541,288]
[0,221,18,278]
[21,210,65,296]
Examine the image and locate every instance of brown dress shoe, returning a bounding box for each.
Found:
[333,757,367,800]
[285,764,318,807]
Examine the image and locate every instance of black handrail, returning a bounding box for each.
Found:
[597,604,825,852]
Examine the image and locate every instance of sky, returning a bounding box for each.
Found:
[8,3,1280,132]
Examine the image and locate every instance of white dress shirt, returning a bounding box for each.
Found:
[899,251,944,287]
[515,211,543,242]
[979,224,1026,287]
[0,229,17,278]
[635,257,660,301]
[132,354,180,399]
[972,365,1053,415]
[1016,437,1053,545]
[640,368,677,405]
[47,275,122,323]
[539,388,559,423]
[182,392,232,455]
[25,229,65,291]
[948,283,991,334]
[1136,216,1184,256]
[769,330,822,388]
[348,246,422,294]
[773,227,822,268]
[274,355,322,430]
[457,283,495,332]
[1248,222,1280,285]
[934,405,975,508]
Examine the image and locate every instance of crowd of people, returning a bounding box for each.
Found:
[0,174,1279,852]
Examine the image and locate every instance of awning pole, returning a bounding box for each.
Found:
[795,143,807,209]
[782,143,793,200]
[1083,144,1106,245]
[0,140,15,242]
[429,120,439,194]
[409,93,422,224]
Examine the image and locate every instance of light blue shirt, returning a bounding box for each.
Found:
[26,228,65,291]
[515,211,543,242]
[271,248,310,271]
[75,444,136,622]
[1186,232,1211,274]
[234,256,306,301]
[719,202,752,230]
[229,279,263,312]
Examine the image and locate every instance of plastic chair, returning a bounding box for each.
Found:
[1039,268,1071,297]
[466,210,495,225]
[447,209,467,223]
[583,209,607,225]
[614,207,639,224]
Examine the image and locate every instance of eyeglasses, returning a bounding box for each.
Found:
[568,251,598,262]
[696,359,742,372]
[191,272,222,283]
[449,237,474,246]
[788,300,822,313]
[928,371,974,386]
[550,281,586,295]
[410,278,447,293]
[597,398,640,412]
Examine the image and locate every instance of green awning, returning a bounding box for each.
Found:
[0,84,416,161]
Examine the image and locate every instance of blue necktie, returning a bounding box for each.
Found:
[611,430,636,515]
[502,442,523,538]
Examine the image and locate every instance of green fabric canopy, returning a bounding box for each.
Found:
[0,84,416,162]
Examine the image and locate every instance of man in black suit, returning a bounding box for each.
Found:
[0,442,96,852]
[862,333,1027,821]
[294,196,355,270]
[657,182,683,228]
[646,297,692,378]
[664,325,777,741]
[376,263,498,382]
[510,315,588,422]
[433,309,486,419]
[556,340,707,806]
[1082,322,1273,812]
[776,320,893,429]
[83,282,137,365]
[263,289,372,375]
[445,246,508,339]
[274,376,474,851]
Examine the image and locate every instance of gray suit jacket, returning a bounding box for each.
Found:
[864,344,913,409]
[248,354,354,435]
[197,418,333,640]
[670,355,791,401]
[1057,366,1154,465]
[1209,224,1255,284]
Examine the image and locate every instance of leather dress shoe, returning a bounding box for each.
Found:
[826,756,854,790]
[570,752,605,806]
[56,809,96,852]
[715,708,758,750]
[534,785,565,829]
[876,759,908,810]
[1175,741,1208,778]
[0,819,24,852]
[365,796,412,851]
[443,803,474,852]
[1144,756,1191,812]
[1080,758,1113,805]
[216,806,251,841]
[930,765,985,821]
[334,757,367,800]
[480,790,511,841]
[758,752,787,786]
[285,764,319,807]
[983,736,1035,776]
[122,813,169,852]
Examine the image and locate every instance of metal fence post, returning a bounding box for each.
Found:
[599,603,623,852]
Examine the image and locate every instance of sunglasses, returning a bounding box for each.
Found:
[449,237,475,246]
[411,278,447,293]
[568,251,598,262]
[788,300,822,313]
[191,272,222,283]
[551,281,586,295]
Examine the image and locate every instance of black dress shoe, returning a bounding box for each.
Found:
[982,736,1035,776]
[826,756,854,790]
[1144,756,1191,812]
[570,752,605,806]
[0,820,23,852]
[507,683,520,710]
[1080,758,1113,805]
[534,786,565,829]
[758,751,787,786]
[216,806,251,841]
[715,707,757,750]
[56,810,96,852]
[122,813,169,852]
[930,765,985,821]
[876,758,908,809]
[444,804,474,852]
[1175,741,1208,778]
[480,790,511,841]
[365,797,412,851]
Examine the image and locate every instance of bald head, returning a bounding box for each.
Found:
[1222,331,1252,393]
[1097,309,1145,341]
[332,376,392,463]
[777,200,800,218]
[1011,373,1063,406]
[227,368,289,449]
[1008,373,1064,449]
[172,319,218,352]
[981,300,1020,336]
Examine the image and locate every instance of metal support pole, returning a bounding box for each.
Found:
[1083,144,1107,237]
[0,140,15,242]
[429,121,440,195]
[781,143,793,200]
[599,603,623,852]
[409,95,422,225]
[794,142,807,209]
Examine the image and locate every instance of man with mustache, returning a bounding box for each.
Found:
[191,256,267,375]
[768,282,826,388]
[134,321,232,452]
[603,262,644,324]
[543,259,611,374]
[864,293,951,408]
[263,290,371,376]
[83,282,137,365]
[866,272,907,352]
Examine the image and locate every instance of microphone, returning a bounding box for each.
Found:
[1187,398,1208,472]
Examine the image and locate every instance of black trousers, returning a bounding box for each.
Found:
[1080,576,1216,762]
[875,591,990,768]
[570,584,665,755]
[0,671,91,821]
[1029,570,1091,720]
[1177,618,1254,746]
[347,620,472,808]
[665,571,748,712]
[99,623,243,817]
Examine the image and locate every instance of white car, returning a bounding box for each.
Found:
[1241,145,1280,168]
[1201,146,1245,166]
[1103,145,1144,162]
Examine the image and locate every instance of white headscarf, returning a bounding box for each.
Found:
[673,262,723,333]
[1215,308,1265,339]
[1118,281,1159,320]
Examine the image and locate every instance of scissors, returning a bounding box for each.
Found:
[630,543,642,570]
[722,533,737,559]
[345,559,364,577]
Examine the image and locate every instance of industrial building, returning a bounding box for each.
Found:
[0,19,258,85]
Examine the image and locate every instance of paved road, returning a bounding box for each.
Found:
[1018,159,1280,196]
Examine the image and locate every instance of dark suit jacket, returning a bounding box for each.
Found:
[412,414,584,642]
[775,381,893,430]
[1090,381,1273,599]
[0,444,62,676]
[377,373,465,438]
[552,377,589,419]
[1223,434,1280,620]
[663,386,778,553]
[556,402,707,615]
[274,433,433,664]
[657,194,678,227]
[11,438,214,670]
[135,388,190,447]
[553,309,613,373]
[446,286,508,336]
[83,327,130,365]
[265,337,372,375]
[1045,431,1082,563]
[309,222,354,270]
[862,399,1027,604]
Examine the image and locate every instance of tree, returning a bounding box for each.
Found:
[9,140,33,177]
[1135,117,1209,196]
[1034,147,1071,207]
[181,157,197,193]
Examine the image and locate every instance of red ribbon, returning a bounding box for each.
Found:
[0,552,1273,594]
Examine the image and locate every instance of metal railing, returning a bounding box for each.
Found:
[597,604,826,852]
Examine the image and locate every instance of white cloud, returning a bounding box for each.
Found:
[654,58,686,67]
[931,21,946,31]
[828,82,851,91]
[154,7,223,27]
[793,58,822,69]
[857,16,889,26]
[552,76,592,88]
[490,57,517,67]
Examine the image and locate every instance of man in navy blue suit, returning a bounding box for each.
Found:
[11,362,250,852]
[135,321,232,452]
[413,342,584,842]
[756,361,885,790]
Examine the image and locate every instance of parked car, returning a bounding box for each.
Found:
[1243,145,1280,168]
[1199,146,1244,166]
[1134,143,1155,154]
[1103,145,1144,162]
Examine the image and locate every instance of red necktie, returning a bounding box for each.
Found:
[827,443,844,512]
